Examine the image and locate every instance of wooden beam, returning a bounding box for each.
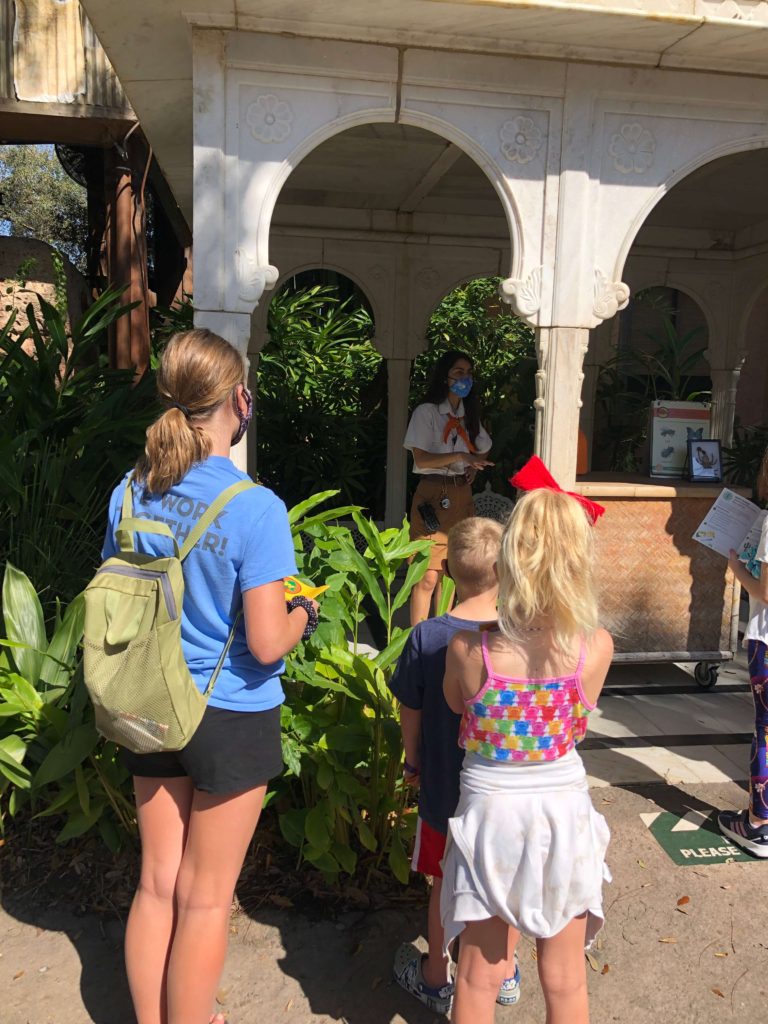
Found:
[105,138,150,379]
[397,143,463,213]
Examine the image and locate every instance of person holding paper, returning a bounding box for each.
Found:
[718,449,768,858]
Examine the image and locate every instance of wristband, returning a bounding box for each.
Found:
[287,595,319,640]
[403,760,420,775]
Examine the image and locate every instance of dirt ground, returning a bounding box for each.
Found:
[2,778,767,1024]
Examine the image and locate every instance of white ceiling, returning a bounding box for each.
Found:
[78,0,768,225]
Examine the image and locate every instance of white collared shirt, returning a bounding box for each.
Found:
[403,400,492,476]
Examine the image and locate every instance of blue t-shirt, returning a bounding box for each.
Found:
[101,455,298,712]
[389,613,487,834]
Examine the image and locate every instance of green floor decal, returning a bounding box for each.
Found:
[640,809,754,866]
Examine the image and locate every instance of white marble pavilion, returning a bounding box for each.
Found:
[79,0,768,524]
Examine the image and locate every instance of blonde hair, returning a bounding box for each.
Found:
[136,329,246,494]
[447,517,503,592]
[498,489,598,652]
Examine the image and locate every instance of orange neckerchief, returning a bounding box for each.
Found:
[443,414,477,453]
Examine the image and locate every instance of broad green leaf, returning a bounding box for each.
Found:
[288,491,341,525]
[41,593,85,687]
[0,746,32,788]
[315,759,333,790]
[290,715,314,741]
[388,834,412,884]
[356,817,377,852]
[32,782,78,818]
[435,575,457,617]
[2,564,46,685]
[374,627,412,673]
[279,807,308,848]
[56,803,105,843]
[325,725,371,753]
[0,734,27,763]
[281,735,302,777]
[0,672,43,713]
[302,845,339,875]
[332,841,357,876]
[351,512,387,569]
[74,765,91,815]
[304,802,332,852]
[33,723,99,788]
[98,816,122,852]
[391,555,430,613]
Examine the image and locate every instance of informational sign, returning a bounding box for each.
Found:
[649,401,711,479]
[640,809,753,866]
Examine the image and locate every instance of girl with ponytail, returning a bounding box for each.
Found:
[101,329,318,1024]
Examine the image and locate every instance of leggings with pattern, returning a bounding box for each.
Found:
[748,640,768,822]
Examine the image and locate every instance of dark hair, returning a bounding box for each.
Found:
[422,349,481,444]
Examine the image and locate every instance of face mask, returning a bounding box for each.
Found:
[449,375,473,399]
[231,386,253,446]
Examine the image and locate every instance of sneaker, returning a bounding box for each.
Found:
[497,959,522,1006]
[393,942,454,1015]
[718,809,768,858]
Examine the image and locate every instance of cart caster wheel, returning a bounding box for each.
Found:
[694,662,719,689]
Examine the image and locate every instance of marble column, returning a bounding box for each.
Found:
[535,327,590,486]
[385,357,412,526]
[194,309,254,473]
[709,365,744,448]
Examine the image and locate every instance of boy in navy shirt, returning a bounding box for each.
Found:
[390,517,520,1015]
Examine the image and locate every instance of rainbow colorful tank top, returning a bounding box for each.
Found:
[458,632,594,763]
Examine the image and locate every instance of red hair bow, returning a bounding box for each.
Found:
[508,455,605,525]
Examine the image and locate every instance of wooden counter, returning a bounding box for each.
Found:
[571,474,741,665]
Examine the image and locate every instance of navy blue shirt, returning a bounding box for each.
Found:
[389,613,487,834]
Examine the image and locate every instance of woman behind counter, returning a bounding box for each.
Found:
[404,350,493,625]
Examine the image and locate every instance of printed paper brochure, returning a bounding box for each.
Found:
[692,489,767,576]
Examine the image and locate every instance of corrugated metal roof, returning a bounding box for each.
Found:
[0,0,130,113]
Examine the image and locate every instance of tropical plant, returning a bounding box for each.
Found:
[257,282,387,515]
[0,493,430,883]
[723,423,768,498]
[0,563,133,847]
[271,491,431,881]
[0,289,156,612]
[593,291,712,472]
[410,277,537,493]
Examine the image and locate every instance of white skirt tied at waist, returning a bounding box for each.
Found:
[440,748,611,951]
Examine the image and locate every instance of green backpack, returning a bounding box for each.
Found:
[83,475,257,754]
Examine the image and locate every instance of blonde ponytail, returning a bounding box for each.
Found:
[497,489,598,652]
[136,329,246,494]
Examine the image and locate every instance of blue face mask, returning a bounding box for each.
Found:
[449,375,473,399]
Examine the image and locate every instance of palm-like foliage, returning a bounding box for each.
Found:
[0,290,156,611]
[257,284,387,514]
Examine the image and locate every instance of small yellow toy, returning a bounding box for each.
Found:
[283,576,328,601]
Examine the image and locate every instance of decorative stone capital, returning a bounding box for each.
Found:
[499,266,542,320]
[593,269,630,322]
[234,250,279,306]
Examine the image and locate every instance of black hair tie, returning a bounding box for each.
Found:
[170,402,192,417]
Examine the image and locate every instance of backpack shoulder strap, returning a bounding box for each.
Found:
[121,472,135,520]
[179,480,259,561]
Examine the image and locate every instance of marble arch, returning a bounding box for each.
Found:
[613,136,768,286]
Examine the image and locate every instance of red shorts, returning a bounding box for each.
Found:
[412,817,447,878]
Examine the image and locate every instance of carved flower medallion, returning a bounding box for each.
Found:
[500,116,543,165]
[246,95,293,144]
[608,123,655,174]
